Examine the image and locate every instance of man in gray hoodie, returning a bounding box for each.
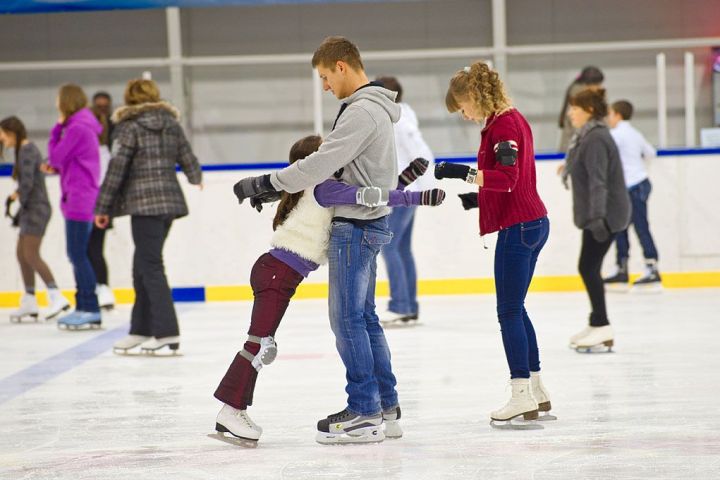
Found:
[233,36,402,444]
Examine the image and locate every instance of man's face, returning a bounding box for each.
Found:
[93,96,112,117]
[317,62,351,100]
[606,108,621,129]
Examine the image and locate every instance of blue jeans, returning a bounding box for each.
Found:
[494,216,549,379]
[382,206,418,315]
[65,220,99,313]
[328,217,399,416]
[615,179,658,265]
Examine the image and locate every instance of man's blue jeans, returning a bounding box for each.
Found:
[615,179,658,265]
[328,217,399,416]
[382,206,418,315]
[494,216,549,379]
[65,220,99,313]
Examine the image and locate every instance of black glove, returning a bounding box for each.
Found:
[458,192,479,210]
[419,188,446,206]
[233,174,276,205]
[249,191,282,213]
[434,162,470,181]
[587,218,611,243]
[398,157,429,188]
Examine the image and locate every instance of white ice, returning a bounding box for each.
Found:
[1,290,720,479]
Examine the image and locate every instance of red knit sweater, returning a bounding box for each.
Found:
[476,109,547,235]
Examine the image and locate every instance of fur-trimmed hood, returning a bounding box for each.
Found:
[111,101,181,130]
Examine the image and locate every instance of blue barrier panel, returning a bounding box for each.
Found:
[171,286,205,302]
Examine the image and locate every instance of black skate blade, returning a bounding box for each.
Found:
[58,322,103,331]
[207,432,258,448]
[575,344,613,354]
[382,320,422,330]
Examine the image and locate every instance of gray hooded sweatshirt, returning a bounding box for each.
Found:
[269,85,401,220]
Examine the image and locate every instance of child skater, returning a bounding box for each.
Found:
[212,134,444,444]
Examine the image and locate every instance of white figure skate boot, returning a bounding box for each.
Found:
[490,378,542,430]
[382,405,403,439]
[569,326,594,348]
[211,404,262,446]
[139,336,181,355]
[530,372,557,421]
[44,288,70,320]
[113,335,152,354]
[96,284,116,310]
[10,293,39,323]
[575,325,614,353]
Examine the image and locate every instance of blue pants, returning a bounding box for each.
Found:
[328,217,399,416]
[615,179,658,265]
[382,206,418,315]
[494,217,549,379]
[65,220,99,313]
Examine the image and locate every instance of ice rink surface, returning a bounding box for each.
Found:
[1,289,719,480]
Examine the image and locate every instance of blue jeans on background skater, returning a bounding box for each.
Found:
[328,217,399,416]
[382,206,418,316]
[65,220,100,313]
[615,179,658,265]
[494,216,549,379]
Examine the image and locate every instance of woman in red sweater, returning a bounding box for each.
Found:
[435,62,554,429]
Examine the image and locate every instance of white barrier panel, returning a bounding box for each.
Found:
[1,154,719,293]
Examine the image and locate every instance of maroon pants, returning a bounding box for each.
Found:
[214,253,304,410]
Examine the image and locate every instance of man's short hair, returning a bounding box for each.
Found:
[311,36,364,71]
[93,91,112,102]
[611,100,633,120]
[376,76,402,103]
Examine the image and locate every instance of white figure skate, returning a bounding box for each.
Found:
[490,378,543,430]
[568,326,594,349]
[208,404,261,447]
[139,336,181,355]
[10,294,39,323]
[96,284,116,310]
[113,335,151,355]
[575,325,614,353]
[379,310,418,328]
[44,289,71,320]
[530,372,557,421]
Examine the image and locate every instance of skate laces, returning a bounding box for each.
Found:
[236,410,254,428]
[328,409,350,422]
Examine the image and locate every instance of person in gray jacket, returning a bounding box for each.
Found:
[94,78,202,354]
[1,116,70,322]
[232,36,401,445]
[562,88,630,353]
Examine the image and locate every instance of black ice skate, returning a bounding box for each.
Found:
[603,261,629,293]
[316,408,384,444]
[631,261,662,293]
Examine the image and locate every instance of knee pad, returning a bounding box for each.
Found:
[239,335,277,372]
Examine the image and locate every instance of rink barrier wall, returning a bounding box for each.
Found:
[1,272,719,307]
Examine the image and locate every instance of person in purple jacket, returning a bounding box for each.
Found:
[44,84,103,329]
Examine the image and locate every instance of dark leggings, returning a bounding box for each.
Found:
[578,229,614,326]
[88,224,109,285]
[17,234,56,291]
[214,253,304,410]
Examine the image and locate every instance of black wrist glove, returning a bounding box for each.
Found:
[419,188,446,206]
[587,218,611,243]
[458,192,479,210]
[434,162,470,181]
[249,191,282,213]
[233,174,276,205]
[398,157,429,188]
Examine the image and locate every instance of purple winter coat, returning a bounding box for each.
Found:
[48,108,102,222]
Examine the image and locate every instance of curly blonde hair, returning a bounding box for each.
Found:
[445,61,511,117]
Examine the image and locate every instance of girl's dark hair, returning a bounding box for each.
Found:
[0,116,28,180]
[569,87,608,120]
[558,66,604,127]
[272,135,323,231]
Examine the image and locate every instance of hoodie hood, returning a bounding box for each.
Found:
[345,85,401,124]
[67,107,103,136]
[112,101,180,131]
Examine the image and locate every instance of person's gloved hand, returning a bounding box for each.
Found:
[458,192,479,210]
[398,157,429,188]
[249,191,282,212]
[419,188,446,206]
[587,218,611,243]
[233,174,276,205]
[434,162,476,182]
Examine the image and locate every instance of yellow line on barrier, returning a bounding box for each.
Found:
[0,272,718,307]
